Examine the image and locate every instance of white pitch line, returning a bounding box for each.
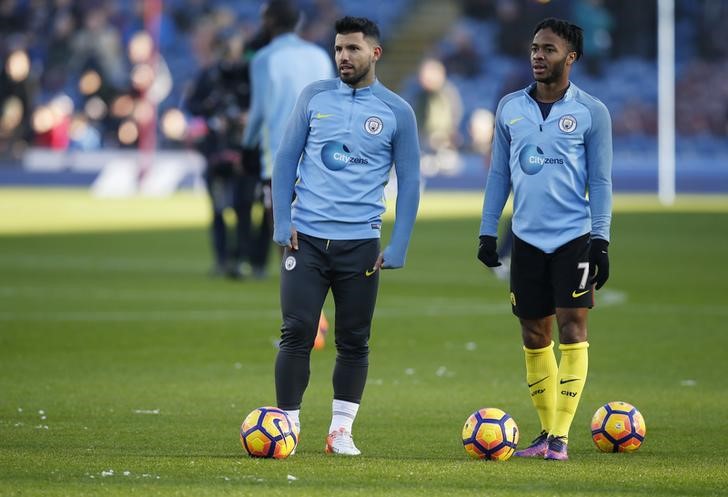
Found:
[0,309,281,322]
[0,254,205,273]
[0,285,276,305]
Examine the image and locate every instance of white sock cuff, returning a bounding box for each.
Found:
[332,399,360,416]
[329,399,359,433]
[283,409,300,430]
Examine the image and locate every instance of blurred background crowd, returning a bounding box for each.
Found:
[1,0,727,189]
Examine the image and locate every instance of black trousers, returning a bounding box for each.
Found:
[205,171,267,270]
[275,233,380,410]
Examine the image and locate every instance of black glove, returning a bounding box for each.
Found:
[477,235,501,267]
[589,238,609,290]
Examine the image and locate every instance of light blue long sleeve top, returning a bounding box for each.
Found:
[242,33,334,179]
[480,82,613,253]
[272,78,421,268]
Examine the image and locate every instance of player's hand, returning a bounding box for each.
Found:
[477,235,501,267]
[589,238,609,290]
[273,224,298,250]
[289,227,299,251]
[380,246,404,269]
[373,253,384,271]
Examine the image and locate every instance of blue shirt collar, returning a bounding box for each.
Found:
[338,78,379,95]
[525,81,577,102]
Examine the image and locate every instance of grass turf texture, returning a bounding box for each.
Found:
[1,189,727,496]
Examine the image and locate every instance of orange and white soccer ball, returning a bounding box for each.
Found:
[462,407,519,460]
[591,401,646,453]
[240,406,298,459]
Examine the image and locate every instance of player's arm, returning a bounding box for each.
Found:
[381,104,421,270]
[586,101,613,242]
[271,85,314,248]
[585,100,613,289]
[477,99,512,266]
[241,55,266,148]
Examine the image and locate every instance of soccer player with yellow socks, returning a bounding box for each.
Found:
[477,18,612,461]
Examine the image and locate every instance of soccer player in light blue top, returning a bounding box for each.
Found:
[272,16,420,456]
[477,18,613,461]
[242,1,334,181]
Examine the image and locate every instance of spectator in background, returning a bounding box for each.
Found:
[241,0,334,279]
[413,57,463,154]
[68,4,127,92]
[410,57,462,182]
[440,26,480,79]
[0,37,34,158]
[41,7,77,96]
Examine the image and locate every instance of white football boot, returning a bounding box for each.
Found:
[324,427,361,456]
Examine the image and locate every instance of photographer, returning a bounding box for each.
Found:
[186,29,265,279]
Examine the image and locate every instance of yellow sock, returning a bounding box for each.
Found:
[523,341,558,433]
[551,341,589,439]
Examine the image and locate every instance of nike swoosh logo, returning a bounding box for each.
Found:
[314,112,333,119]
[560,378,580,384]
[508,117,524,125]
[572,289,590,298]
[365,268,377,277]
[527,376,549,388]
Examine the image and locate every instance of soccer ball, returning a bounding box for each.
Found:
[591,401,646,453]
[462,407,519,460]
[240,406,298,459]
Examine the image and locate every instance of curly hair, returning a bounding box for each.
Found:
[533,18,584,60]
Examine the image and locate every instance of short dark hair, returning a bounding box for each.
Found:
[335,16,380,43]
[533,17,583,60]
[263,0,300,32]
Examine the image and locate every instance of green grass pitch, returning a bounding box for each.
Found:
[1,189,727,496]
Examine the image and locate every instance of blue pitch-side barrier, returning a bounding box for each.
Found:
[0,149,206,195]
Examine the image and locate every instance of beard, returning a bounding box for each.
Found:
[340,61,372,86]
[534,55,567,84]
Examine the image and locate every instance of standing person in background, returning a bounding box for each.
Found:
[413,57,463,155]
[272,16,420,455]
[477,18,612,461]
[242,0,334,279]
[242,0,333,346]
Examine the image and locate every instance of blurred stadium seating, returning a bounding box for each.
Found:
[0,0,726,192]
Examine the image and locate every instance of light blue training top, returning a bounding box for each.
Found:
[242,33,334,179]
[480,82,613,253]
[272,78,421,268]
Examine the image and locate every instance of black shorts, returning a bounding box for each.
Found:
[510,233,594,319]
